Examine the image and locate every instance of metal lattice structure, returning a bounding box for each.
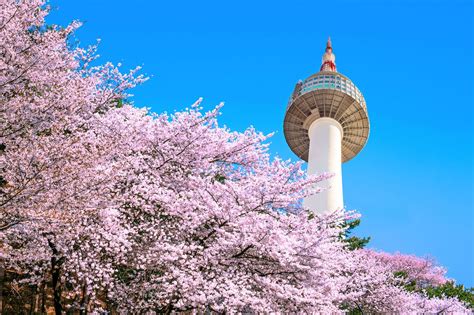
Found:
[283,69,370,163]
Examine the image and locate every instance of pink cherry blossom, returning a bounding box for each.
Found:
[0,1,470,313]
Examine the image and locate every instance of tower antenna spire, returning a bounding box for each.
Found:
[320,36,337,72]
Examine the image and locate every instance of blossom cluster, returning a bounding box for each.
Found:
[0,1,470,313]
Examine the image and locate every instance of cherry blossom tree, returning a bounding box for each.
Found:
[366,250,448,287]
[95,102,346,313]
[1,1,144,312]
[0,0,144,231]
[0,0,471,314]
[339,249,468,314]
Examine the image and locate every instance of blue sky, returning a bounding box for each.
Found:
[47,0,473,286]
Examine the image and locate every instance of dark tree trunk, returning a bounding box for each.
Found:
[41,282,47,314]
[0,262,4,314]
[79,282,89,315]
[47,236,64,315]
[29,285,37,314]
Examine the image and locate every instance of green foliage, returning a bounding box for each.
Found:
[346,308,363,315]
[393,270,408,279]
[393,270,418,292]
[393,270,474,309]
[425,282,474,309]
[213,174,226,184]
[344,235,371,251]
[115,266,138,284]
[340,218,371,251]
[114,97,132,109]
[115,98,124,108]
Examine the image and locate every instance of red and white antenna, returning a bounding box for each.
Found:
[320,37,337,72]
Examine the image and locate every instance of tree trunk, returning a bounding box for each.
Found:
[0,262,4,314]
[41,282,47,314]
[34,287,40,314]
[29,285,37,314]
[79,282,89,315]
[47,237,64,315]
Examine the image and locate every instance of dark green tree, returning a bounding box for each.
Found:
[425,282,474,309]
[340,218,370,251]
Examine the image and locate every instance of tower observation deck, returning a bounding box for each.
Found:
[283,38,370,214]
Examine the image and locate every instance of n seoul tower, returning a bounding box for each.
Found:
[283,38,369,214]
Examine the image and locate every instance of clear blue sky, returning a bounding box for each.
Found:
[47,0,473,286]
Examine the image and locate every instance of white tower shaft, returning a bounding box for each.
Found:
[303,118,344,214]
